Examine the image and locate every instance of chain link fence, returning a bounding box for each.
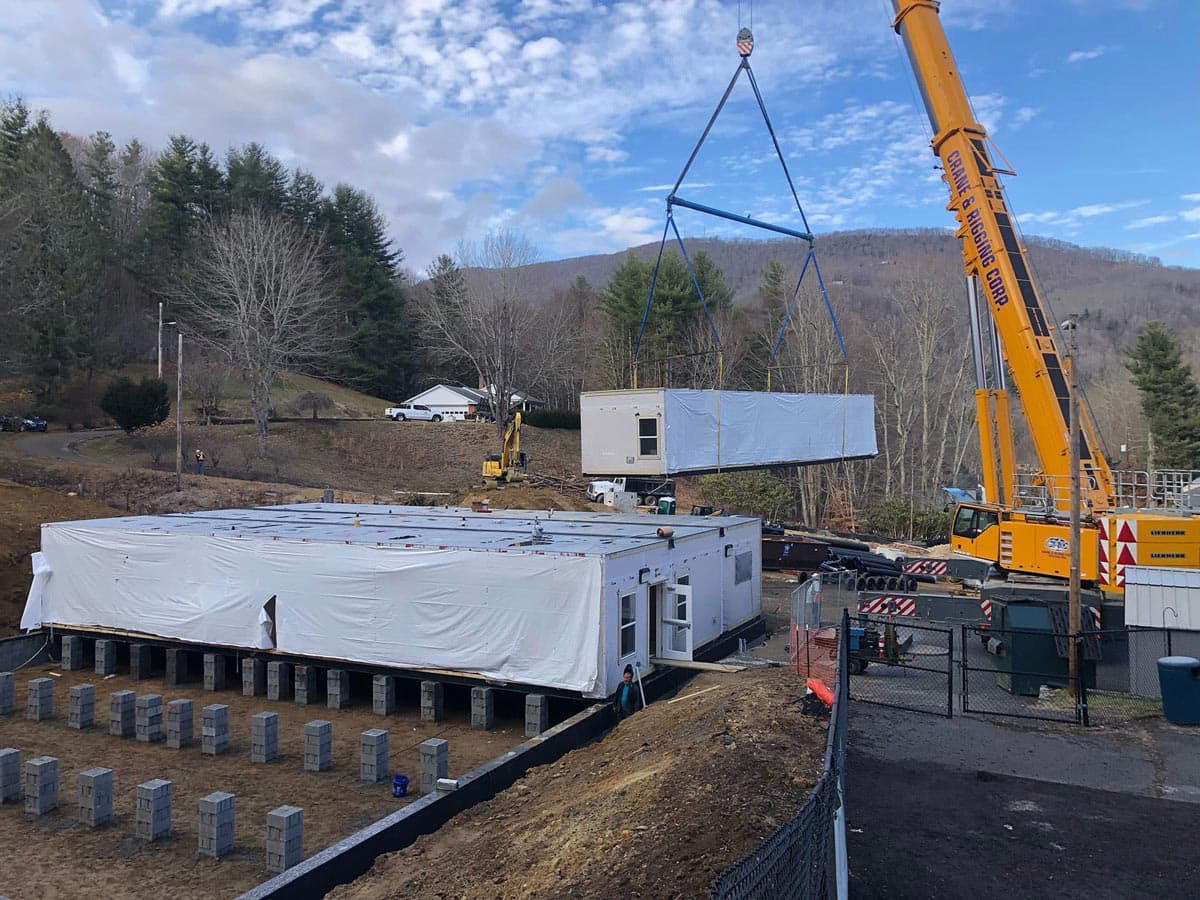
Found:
[712,612,849,900]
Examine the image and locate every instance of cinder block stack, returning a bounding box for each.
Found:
[78,767,113,828]
[267,662,293,701]
[136,694,164,742]
[326,669,350,710]
[129,643,151,680]
[166,699,193,749]
[243,659,267,697]
[24,755,58,815]
[95,639,117,676]
[198,791,236,858]
[204,653,226,691]
[136,778,173,840]
[0,671,14,715]
[266,805,304,874]
[294,665,318,705]
[303,720,332,772]
[0,748,20,803]
[62,635,84,670]
[109,690,135,737]
[201,704,230,756]
[525,694,549,737]
[26,677,54,721]
[470,687,494,731]
[421,681,444,723]
[165,648,187,686]
[372,675,394,716]
[359,729,388,784]
[251,712,279,763]
[69,684,96,730]
[419,738,448,795]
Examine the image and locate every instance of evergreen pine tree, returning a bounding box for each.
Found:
[1125,321,1200,469]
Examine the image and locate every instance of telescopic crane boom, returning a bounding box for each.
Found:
[892,0,1200,589]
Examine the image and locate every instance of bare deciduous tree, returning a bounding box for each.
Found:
[420,230,579,437]
[170,205,337,454]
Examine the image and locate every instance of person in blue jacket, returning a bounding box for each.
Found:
[614,664,643,719]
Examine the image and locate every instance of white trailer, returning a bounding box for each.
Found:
[580,388,877,477]
[21,504,761,699]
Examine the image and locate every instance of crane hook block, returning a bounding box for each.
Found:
[736,27,754,58]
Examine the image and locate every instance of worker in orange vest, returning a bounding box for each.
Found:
[195,448,206,475]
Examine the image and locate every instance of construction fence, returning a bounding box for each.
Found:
[712,611,849,900]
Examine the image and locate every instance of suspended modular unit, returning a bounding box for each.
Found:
[580,389,878,477]
[20,503,761,699]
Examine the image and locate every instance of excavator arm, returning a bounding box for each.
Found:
[892,0,1115,515]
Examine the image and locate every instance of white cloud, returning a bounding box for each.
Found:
[1013,106,1037,127]
[109,47,149,94]
[1018,200,1147,228]
[1183,193,1200,202]
[1067,46,1107,63]
[1126,215,1175,229]
[1181,207,1200,222]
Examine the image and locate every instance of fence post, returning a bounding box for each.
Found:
[1075,636,1089,727]
[835,608,849,900]
[960,624,969,713]
[946,626,955,719]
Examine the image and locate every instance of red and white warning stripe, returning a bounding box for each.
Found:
[980,598,993,621]
[903,559,948,576]
[1088,605,1103,631]
[858,596,916,616]
[1097,517,1110,587]
[1114,518,1137,587]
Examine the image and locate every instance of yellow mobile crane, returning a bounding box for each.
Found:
[892,0,1200,594]
[482,411,528,484]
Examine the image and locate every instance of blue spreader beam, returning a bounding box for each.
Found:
[668,195,814,243]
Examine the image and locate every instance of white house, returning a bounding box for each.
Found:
[21,503,762,698]
[403,384,542,420]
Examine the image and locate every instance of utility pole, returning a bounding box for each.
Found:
[1064,315,1081,696]
[176,331,183,492]
[157,302,163,379]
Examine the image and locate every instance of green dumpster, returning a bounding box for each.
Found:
[1157,656,1200,726]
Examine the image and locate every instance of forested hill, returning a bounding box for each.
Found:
[523,229,1200,336]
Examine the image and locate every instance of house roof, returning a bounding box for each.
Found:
[407,384,537,405]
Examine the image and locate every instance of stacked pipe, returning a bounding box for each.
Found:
[817,545,924,593]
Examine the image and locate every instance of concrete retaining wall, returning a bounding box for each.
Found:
[0,631,50,671]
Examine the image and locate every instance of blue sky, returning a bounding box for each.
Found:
[2,0,1197,269]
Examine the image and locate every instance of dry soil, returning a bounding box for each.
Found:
[0,664,526,900]
[331,667,826,900]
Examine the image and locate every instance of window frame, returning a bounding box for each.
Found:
[619,590,637,659]
[637,416,660,458]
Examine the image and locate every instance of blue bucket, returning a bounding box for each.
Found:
[392,774,409,798]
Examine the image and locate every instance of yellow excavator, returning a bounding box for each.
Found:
[482,411,528,484]
[893,0,1200,594]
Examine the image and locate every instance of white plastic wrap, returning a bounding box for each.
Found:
[23,524,606,695]
[663,390,877,473]
[580,389,877,476]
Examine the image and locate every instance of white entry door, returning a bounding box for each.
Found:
[659,581,693,661]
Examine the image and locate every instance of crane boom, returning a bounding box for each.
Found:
[892,0,1115,515]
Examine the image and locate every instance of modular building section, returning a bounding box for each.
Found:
[1124,565,1200,698]
[580,388,877,477]
[20,504,761,699]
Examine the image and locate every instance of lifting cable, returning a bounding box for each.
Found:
[633,26,846,389]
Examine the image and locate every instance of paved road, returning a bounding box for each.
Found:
[847,703,1200,899]
[3,428,121,463]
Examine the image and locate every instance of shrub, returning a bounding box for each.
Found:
[862,498,950,543]
[522,408,580,429]
[100,377,171,433]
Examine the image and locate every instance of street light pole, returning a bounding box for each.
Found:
[176,331,183,492]
[1065,316,1081,696]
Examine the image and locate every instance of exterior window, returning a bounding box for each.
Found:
[620,592,637,658]
[735,551,753,584]
[638,417,659,457]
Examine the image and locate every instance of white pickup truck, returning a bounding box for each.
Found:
[384,403,442,422]
[586,476,675,504]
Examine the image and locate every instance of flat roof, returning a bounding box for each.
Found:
[45,503,758,557]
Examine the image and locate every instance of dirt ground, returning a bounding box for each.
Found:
[331,667,826,900]
[0,663,526,900]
